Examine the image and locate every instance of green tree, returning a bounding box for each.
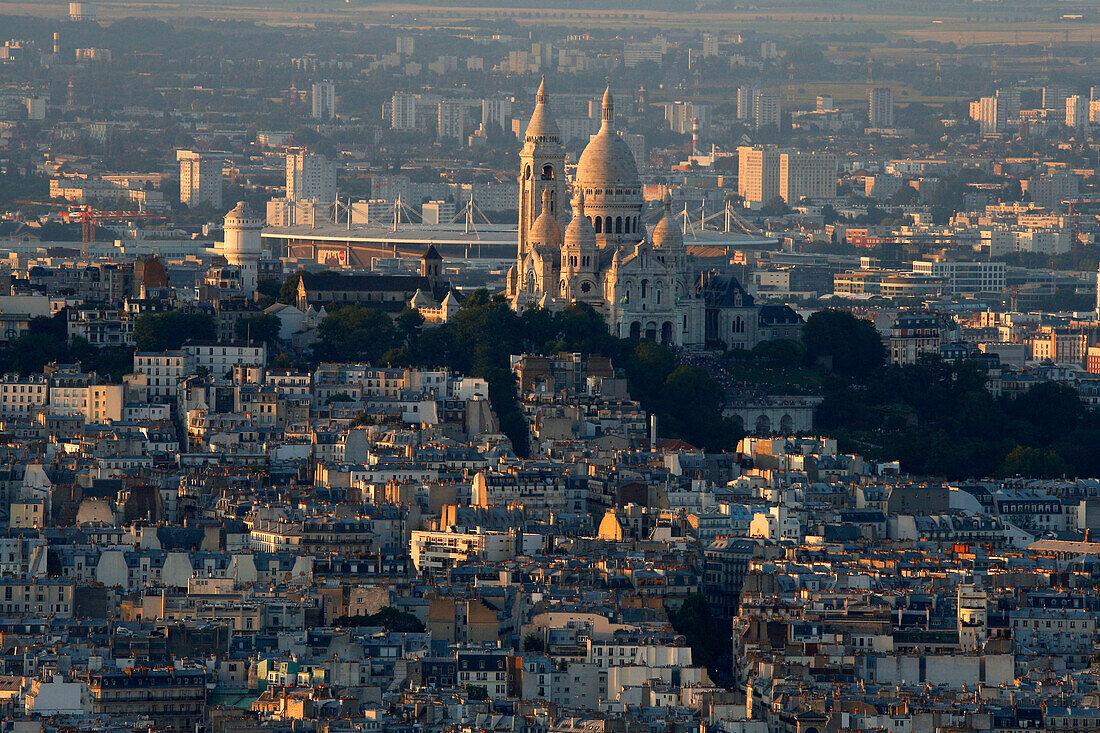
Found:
[1003,381,1084,441]
[133,311,215,351]
[659,366,743,451]
[332,607,425,632]
[760,196,790,216]
[802,309,885,381]
[887,185,919,206]
[314,305,398,363]
[624,341,676,410]
[256,278,281,302]
[394,306,425,351]
[523,633,545,652]
[751,338,806,369]
[5,332,67,375]
[279,271,305,304]
[1000,445,1069,479]
[236,313,281,348]
[667,593,726,679]
[553,302,619,355]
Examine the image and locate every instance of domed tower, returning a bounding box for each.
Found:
[220,201,263,293]
[651,192,686,270]
[574,84,644,249]
[526,189,562,296]
[560,189,600,302]
[518,78,567,256]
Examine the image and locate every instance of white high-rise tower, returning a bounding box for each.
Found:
[312,81,336,120]
[220,201,263,293]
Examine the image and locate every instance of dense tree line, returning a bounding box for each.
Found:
[331,607,425,632]
[133,311,215,352]
[667,593,727,682]
[803,310,1100,479]
[0,311,133,381]
[8,299,1093,480]
[311,292,742,456]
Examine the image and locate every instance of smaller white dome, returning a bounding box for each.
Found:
[652,192,683,250]
[529,189,562,252]
[224,201,262,228]
[563,189,596,252]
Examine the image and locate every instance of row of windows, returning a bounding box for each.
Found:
[1013,618,1089,629]
[590,215,639,235]
[587,187,640,197]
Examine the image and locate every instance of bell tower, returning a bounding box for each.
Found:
[518,77,566,265]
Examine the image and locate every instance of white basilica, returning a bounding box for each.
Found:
[505,80,798,349]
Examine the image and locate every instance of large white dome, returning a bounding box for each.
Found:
[574,86,640,191]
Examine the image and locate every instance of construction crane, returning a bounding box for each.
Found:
[16,201,164,257]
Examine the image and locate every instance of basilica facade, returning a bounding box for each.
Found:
[505,81,785,349]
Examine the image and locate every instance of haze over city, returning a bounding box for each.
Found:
[3,1,1100,732]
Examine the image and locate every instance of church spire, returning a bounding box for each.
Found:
[601,83,614,125]
[524,76,561,143]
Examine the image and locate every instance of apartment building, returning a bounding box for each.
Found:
[779,151,837,203]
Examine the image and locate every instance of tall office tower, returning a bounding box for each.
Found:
[391,92,417,131]
[396,36,415,55]
[1043,85,1069,111]
[176,150,222,209]
[664,101,711,135]
[219,201,263,293]
[438,100,467,140]
[753,90,781,130]
[68,2,95,21]
[868,87,895,128]
[737,146,783,208]
[311,81,336,120]
[286,149,337,203]
[971,96,1002,137]
[702,34,719,58]
[996,87,1021,120]
[1067,95,1089,129]
[779,151,838,203]
[481,98,512,132]
[737,86,759,120]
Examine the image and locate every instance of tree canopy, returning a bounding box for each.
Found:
[133,311,215,352]
[311,294,743,456]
